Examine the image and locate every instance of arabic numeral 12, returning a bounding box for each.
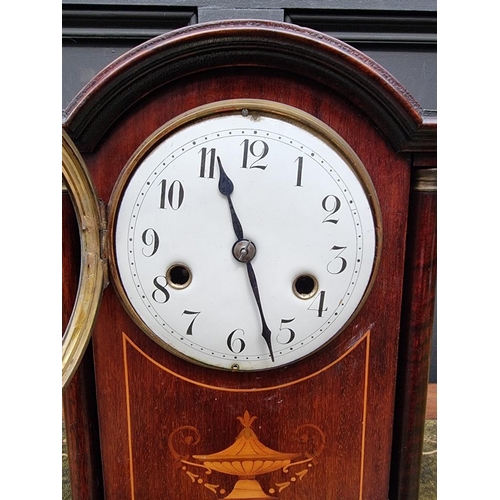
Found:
[241,139,269,169]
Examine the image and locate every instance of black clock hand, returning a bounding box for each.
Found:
[245,261,275,362]
[217,157,275,362]
[217,158,244,241]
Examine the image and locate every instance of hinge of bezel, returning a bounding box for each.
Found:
[98,199,110,288]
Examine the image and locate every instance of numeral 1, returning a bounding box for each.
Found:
[295,156,303,187]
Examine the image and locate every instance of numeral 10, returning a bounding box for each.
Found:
[159,179,184,210]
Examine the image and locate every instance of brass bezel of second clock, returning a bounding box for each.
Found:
[107,99,382,371]
[62,129,107,389]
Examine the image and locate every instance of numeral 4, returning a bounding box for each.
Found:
[308,291,328,317]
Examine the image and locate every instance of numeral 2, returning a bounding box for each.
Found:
[322,195,341,224]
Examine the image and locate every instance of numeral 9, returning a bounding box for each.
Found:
[141,228,159,257]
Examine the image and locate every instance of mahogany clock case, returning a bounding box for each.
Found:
[62,20,437,500]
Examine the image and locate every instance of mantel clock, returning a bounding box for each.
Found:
[62,20,436,500]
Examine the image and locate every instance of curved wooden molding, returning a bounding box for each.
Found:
[62,19,436,154]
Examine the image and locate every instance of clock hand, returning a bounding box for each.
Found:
[217,158,244,241]
[217,157,275,362]
[245,261,275,362]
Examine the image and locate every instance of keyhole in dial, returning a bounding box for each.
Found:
[166,264,192,289]
[293,274,318,299]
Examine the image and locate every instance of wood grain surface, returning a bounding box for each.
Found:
[425,385,437,420]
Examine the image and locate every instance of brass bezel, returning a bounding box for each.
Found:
[107,99,383,369]
[62,129,106,390]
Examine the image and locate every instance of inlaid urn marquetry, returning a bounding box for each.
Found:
[169,411,326,499]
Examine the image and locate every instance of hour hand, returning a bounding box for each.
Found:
[217,157,244,241]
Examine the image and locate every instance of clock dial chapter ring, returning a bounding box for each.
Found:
[108,99,381,372]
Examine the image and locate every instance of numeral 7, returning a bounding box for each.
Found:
[182,310,201,336]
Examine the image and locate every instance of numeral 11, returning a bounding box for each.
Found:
[199,147,216,178]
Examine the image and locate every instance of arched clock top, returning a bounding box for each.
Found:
[62,19,436,154]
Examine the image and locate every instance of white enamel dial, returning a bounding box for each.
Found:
[111,100,379,371]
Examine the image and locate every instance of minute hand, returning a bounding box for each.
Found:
[217,158,275,362]
[245,260,275,362]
